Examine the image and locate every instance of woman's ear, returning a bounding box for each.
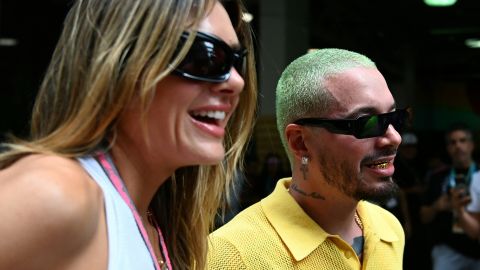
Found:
[285,123,309,161]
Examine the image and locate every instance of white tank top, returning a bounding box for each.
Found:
[77,155,155,270]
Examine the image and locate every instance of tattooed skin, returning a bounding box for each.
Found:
[291,183,325,200]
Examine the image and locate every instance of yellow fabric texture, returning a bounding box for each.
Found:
[208,178,405,269]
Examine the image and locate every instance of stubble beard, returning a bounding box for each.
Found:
[318,152,398,203]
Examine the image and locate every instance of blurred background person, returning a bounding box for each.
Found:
[420,122,480,270]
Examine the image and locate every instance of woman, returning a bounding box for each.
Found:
[0,0,257,269]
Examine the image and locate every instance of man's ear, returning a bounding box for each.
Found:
[285,123,309,161]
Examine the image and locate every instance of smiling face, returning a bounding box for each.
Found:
[304,67,402,202]
[116,2,244,171]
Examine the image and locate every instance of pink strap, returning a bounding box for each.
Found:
[97,152,173,270]
[150,215,173,269]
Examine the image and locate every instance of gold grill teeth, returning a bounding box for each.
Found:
[372,162,388,169]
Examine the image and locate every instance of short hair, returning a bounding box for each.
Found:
[275,48,376,163]
[445,122,474,143]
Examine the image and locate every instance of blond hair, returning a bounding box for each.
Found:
[0,0,257,268]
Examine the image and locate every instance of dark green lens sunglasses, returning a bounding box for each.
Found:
[293,108,410,139]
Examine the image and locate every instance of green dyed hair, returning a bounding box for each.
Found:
[275,48,376,164]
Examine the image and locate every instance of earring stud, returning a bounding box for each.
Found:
[301,156,309,165]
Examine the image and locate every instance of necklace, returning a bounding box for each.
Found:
[97,152,173,270]
[147,210,167,269]
[354,211,364,230]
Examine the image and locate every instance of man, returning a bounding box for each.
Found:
[420,123,480,270]
[208,48,406,269]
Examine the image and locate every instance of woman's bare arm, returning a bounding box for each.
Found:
[0,155,104,270]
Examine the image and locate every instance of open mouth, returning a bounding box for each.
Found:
[190,110,226,125]
[367,161,390,169]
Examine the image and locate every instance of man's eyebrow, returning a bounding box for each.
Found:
[345,104,397,119]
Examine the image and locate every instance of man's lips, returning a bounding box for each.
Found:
[365,159,392,169]
[362,156,396,177]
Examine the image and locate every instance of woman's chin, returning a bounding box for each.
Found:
[189,145,226,166]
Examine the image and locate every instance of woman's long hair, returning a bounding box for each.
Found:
[0,0,257,268]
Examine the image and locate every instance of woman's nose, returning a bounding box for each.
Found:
[211,67,245,95]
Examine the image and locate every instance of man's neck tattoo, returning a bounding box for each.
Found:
[291,183,325,200]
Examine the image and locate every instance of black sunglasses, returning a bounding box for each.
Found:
[173,31,247,83]
[293,108,410,139]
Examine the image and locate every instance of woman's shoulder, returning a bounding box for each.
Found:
[0,153,104,268]
[0,153,102,205]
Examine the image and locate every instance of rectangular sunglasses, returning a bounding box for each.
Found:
[293,108,410,139]
[173,31,247,83]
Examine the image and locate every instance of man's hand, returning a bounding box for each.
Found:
[450,186,471,212]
